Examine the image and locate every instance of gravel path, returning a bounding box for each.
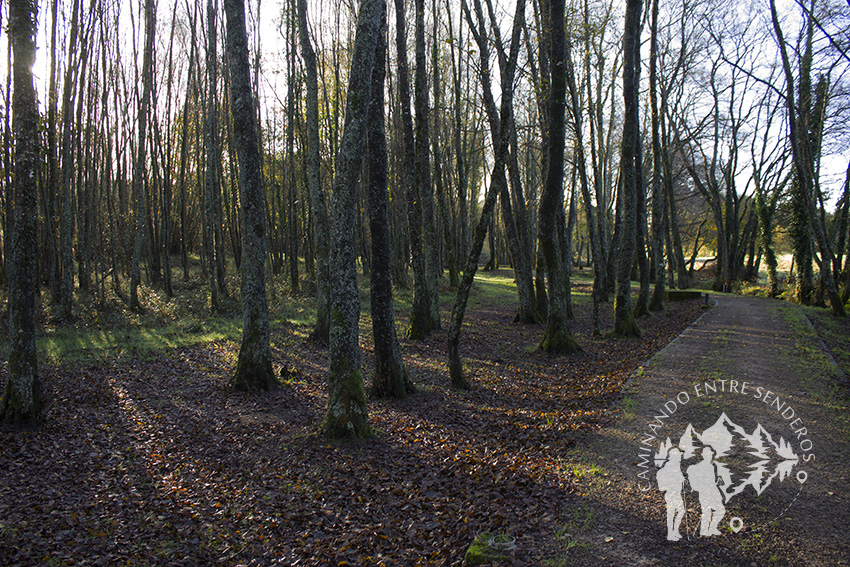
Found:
[554,295,850,566]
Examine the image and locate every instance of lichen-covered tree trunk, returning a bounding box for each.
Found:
[224,0,276,391]
[1,0,41,426]
[322,0,382,437]
[614,0,642,337]
[368,8,413,399]
[537,0,581,353]
[296,0,331,343]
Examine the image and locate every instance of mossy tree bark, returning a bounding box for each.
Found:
[322,0,383,437]
[614,0,642,338]
[537,0,581,353]
[367,7,413,399]
[297,0,331,344]
[1,0,41,426]
[449,0,527,388]
[224,0,276,391]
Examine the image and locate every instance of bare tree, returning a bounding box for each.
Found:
[224,0,277,390]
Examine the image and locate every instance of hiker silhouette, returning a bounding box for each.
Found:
[686,446,726,536]
[656,447,685,541]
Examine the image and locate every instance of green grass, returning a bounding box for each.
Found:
[544,502,596,565]
[2,262,528,366]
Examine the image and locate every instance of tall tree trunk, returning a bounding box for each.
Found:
[2,0,41,425]
[537,0,580,353]
[59,0,82,319]
[565,33,602,334]
[614,0,642,337]
[770,0,845,316]
[415,0,441,332]
[634,131,650,317]
[297,0,331,343]
[464,0,538,323]
[448,0,526,388]
[130,0,156,312]
[394,0,432,340]
[368,7,413,398]
[205,0,222,311]
[321,0,383,437]
[46,0,60,304]
[431,6,459,289]
[647,0,665,312]
[224,0,276,390]
[286,10,300,296]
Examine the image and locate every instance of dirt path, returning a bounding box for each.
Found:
[556,295,850,566]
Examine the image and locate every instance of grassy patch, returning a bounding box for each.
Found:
[544,502,596,565]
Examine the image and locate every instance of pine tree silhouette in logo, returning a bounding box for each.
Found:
[654,413,799,540]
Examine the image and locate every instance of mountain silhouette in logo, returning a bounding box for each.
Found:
[670,413,799,502]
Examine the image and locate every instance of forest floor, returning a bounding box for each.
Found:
[0,270,847,565]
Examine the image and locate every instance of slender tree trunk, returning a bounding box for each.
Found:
[286,11,300,296]
[321,0,383,437]
[634,131,650,317]
[130,0,156,312]
[205,0,222,311]
[647,0,665,311]
[368,8,413,398]
[448,0,527,388]
[415,0,441,332]
[46,0,60,304]
[537,0,580,353]
[565,34,602,333]
[59,0,82,319]
[394,0,432,340]
[431,7,459,289]
[224,0,276,391]
[614,0,642,337]
[2,0,41,425]
[297,0,331,343]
